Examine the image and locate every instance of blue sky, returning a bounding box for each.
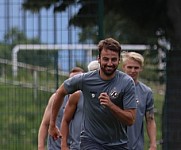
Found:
[0,0,88,71]
[0,0,81,43]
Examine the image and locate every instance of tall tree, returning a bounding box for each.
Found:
[21,0,169,45]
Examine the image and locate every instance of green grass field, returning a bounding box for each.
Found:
[0,81,165,149]
[0,83,52,150]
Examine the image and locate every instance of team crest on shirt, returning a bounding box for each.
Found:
[109,88,119,99]
[90,91,97,98]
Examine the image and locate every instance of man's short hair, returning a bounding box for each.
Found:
[98,38,121,58]
[121,51,144,67]
[87,60,100,71]
[70,67,84,74]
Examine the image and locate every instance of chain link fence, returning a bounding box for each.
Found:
[0,1,165,149]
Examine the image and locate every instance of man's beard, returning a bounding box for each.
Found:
[100,65,117,76]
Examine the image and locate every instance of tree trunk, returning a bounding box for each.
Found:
[167,0,181,50]
[162,50,181,150]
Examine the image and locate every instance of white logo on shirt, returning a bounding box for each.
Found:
[91,93,95,98]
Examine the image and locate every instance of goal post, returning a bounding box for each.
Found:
[12,44,150,77]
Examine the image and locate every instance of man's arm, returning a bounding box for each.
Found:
[38,93,55,150]
[48,84,68,140]
[109,105,136,126]
[146,110,157,150]
[61,91,80,150]
[98,92,136,126]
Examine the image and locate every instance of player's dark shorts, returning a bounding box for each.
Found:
[80,136,128,150]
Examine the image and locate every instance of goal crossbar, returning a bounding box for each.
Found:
[12,44,150,77]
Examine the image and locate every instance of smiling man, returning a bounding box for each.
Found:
[122,52,157,150]
[49,38,136,150]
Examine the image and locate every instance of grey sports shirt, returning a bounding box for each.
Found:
[127,82,154,150]
[47,95,69,150]
[69,92,84,150]
[64,70,136,148]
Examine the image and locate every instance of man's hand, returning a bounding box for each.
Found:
[149,145,157,150]
[48,125,61,141]
[98,92,113,108]
[61,144,70,150]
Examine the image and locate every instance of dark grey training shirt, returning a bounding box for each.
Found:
[127,82,154,150]
[64,70,136,148]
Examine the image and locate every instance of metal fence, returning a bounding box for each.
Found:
[0,1,165,149]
